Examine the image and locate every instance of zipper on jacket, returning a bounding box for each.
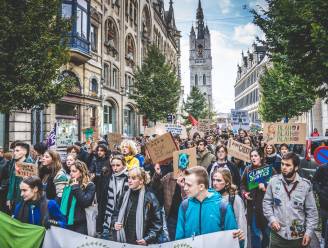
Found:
[199,202,202,234]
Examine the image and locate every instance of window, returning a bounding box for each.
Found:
[91,78,98,95]
[103,102,116,133]
[104,63,110,85]
[203,74,206,85]
[125,35,135,66]
[61,71,81,94]
[62,2,72,19]
[112,67,118,89]
[195,74,198,86]
[90,24,97,52]
[76,0,88,39]
[105,18,118,57]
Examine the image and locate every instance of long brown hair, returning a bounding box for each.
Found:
[71,160,91,189]
[44,150,62,176]
[212,167,237,195]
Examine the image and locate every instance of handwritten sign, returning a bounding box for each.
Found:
[108,133,122,150]
[164,124,188,139]
[146,133,179,164]
[173,147,197,178]
[263,123,306,145]
[198,119,213,133]
[144,125,166,137]
[15,162,38,178]
[247,166,273,190]
[227,139,252,162]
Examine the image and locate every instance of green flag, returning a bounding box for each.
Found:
[0,211,45,248]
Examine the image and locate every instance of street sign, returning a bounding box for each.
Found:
[313,146,328,165]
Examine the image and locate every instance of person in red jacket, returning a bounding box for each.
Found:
[311,128,320,137]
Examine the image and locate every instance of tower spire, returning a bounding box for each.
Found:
[196,0,205,39]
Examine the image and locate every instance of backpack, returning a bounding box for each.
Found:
[181,198,229,231]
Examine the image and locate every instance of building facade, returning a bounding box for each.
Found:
[189,0,213,109]
[234,42,267,126]
[0,0,181,149]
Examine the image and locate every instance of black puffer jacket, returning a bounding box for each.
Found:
[89,156,109,176]
[112,187,162,244]
[313,164,328,209]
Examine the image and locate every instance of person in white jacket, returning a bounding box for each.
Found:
[212,167,247,248]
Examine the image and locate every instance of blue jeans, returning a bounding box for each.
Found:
[251,214,270,248]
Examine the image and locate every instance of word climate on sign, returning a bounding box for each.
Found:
[247,166,273,190]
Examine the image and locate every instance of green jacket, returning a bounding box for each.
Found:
[7,157,34,203]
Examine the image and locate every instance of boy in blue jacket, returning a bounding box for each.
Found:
[175,166,244,242]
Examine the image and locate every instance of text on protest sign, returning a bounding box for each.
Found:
[198,119,213,133]
[108,133,123,149]
[247,165,273,190]
[146,133,179,164]
[263,123,306,145]
[227,139,251,162]
[15,162,38,178]
[230,109,250,131]
[164,124,188,139]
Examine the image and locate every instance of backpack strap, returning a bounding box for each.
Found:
[219,200,229,231]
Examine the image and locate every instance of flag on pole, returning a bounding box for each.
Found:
[47,123,57,149]
[0,211,45,248]
[188,114,198,126]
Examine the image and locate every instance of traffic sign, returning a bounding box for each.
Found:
[313,146,328,165]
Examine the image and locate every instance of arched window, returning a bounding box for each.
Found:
[195,74,198,86]
[61,70,81,94]
[203,74,206,85]
[105,18,119,57]
[103,101,117,133]
[125,34,135,66]
[123,105,136,137]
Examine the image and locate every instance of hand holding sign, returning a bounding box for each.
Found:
[15,162,38,178]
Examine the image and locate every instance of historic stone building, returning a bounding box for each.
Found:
[0,0,181,149]
[189,0,213,109]
[234,42,267,126]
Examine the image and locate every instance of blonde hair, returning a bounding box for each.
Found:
[128,167,150,185]
[72,160,91,189]
[120,140,138,156]
[212,167,237,195]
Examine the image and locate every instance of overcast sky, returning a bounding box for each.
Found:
[164,0,265,113]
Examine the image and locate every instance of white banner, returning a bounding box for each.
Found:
[43,227,240,248]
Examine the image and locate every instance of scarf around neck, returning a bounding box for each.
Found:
[116,187,145,243]
[60,186,77,225]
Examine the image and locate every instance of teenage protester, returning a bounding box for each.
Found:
[120,140,140,170]
[135,142,145,168]
[65,153,77,174]
[151,163,186,241]
[279,143,289,157]
[263,152,319,248]
[238,129,247,143]
[13,176,66,228]
[192,132,201,143]
[98,155,129,239]
[175,166,244,241]
[89,144,109,202]
[7,142,34,212]
[212,167,247,248]
[60,160,96,234]
[264,144,282,174]
[313,162,328,245]
[40,150,69,200]
[241,149,275,248]
[0,147,9,213]
[196,139,216,169]
[244,137,253,148]
[205,135,216,154]
[66,145,90,166]
[113,167,162,245]
[30,143,47,166]
[208,145,241,190]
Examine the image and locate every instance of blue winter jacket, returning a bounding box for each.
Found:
[175,189,237,240]
[14,199,66,227]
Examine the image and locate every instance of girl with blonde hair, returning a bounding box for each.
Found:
[60,160,96,234]
[113,167,162,245]
[120,140,140,170]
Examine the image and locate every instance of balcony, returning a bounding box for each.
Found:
[69,34,91,65]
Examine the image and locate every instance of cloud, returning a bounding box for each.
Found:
[233,23,263,45]
[249,0,268,12]
[218,0,232,14]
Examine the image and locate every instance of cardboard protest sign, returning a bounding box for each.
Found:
[247,165,273,190]
[230,109,250,131]
[263,123,306,145]
[15,162,38,178]
[198,119,213,133]
[164,124,188,139]
[146,133,178,164]
[227,139,252,162]
[173,147,197,178]
[108,133,122,150]
[143,124,166,137]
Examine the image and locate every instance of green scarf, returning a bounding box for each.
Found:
[60,186,76,225]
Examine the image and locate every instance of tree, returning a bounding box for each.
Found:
[259,62,316,122]
[0,0,73,113]
[252,0,328,99]
[129,45,181,123]
[184,86,208,123]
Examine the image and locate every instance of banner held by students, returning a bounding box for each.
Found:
[15,162,38,178]
[227,138,252,163]
[263,123,306,145]
[247,165,273,190]
[43,226,239,248]
[0,211,45,248]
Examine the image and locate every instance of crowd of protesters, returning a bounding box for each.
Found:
[0,127,326,248]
